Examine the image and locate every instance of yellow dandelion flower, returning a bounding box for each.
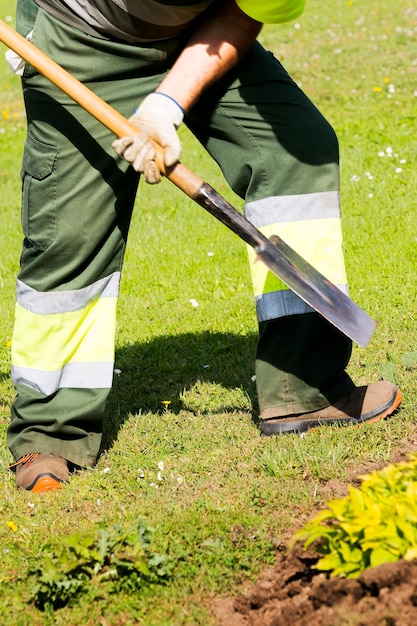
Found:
[2,110,10,120]
[7,521,18,532]
[6,340,12,348]
[373,86,382,92]
[383,77,390,83]
[162,400,171,407]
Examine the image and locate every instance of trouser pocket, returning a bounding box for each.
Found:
[21,134,58,250]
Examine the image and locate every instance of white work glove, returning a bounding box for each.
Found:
[5,30,33,76]
[112,92,184,184]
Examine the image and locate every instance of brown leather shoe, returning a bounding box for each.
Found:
[11,453,69,492]
[259,381,402,436]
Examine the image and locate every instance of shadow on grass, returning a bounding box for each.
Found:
[101,330,258,452]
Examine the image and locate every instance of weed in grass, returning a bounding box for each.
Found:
[25,518,174,610]
[402,352,417,370]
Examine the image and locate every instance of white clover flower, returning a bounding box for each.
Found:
[395,168,403,173]
[157,471,163,482]
[351,175,360,182]
[157,461,165,471]
[102,467,111,474]
[177,476,183,485]
[137,468,145,478]
[189,298,199,307]
[207,251,214,257]
[114,368,122,376]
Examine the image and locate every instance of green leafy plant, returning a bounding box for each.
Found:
[292,454,417,579]
[29,518,174,610]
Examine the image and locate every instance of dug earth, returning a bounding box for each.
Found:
[212,442,417,626]
[212,545,417,626]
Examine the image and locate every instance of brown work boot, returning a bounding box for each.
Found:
[259,381,402,436]
[11,453,69,492]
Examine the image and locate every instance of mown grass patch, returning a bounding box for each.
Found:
[0,1,416,624]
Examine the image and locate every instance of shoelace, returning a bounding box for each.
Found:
[9,452,40,469]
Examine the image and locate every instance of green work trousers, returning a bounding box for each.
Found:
[8,0,354,467]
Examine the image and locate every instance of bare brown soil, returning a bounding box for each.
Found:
[213,441,417,626]
[213,546,417,626]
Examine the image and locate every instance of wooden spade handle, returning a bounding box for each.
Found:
[0,18,204,198]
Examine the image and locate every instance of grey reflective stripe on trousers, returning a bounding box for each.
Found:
[11,361,114,396]
[244,191,341,227]
[16,272,120,314]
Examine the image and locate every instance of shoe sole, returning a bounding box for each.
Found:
[355,387,402,426]
[29,475,65,493]
[260,388,403,436]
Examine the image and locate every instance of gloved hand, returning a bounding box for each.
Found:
[112,92,184,184]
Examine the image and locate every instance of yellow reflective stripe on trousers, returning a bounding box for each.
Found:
[11,273,119,395]
[248,218,347,295]
[245,192,348,321]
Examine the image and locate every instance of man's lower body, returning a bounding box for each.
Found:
[7,0,401,491]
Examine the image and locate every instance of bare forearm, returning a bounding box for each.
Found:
[114,1,262,181]
[156,0,262,112]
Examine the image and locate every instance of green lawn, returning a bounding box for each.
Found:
[0,1,416,624]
